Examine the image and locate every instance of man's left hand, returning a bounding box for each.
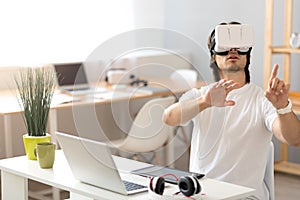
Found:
[264,64,290,109]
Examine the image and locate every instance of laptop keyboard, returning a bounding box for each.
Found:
[123,180,147,191]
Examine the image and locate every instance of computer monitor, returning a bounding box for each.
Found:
[54,62,90,91]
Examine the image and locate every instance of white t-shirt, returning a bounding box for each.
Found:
[180,83,277,200]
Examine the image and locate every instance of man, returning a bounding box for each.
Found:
[163,22,300,199]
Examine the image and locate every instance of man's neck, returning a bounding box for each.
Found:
[219,71,246,88]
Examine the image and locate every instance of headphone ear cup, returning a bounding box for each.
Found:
[192,175,201,194]
[149,177,165,195]
[178,176,201,197]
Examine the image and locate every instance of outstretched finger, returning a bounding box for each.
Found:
[225,83,240,94]
[270,64,279,81]
[215,79,227,88]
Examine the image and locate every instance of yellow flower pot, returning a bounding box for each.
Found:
[23,133,51,160]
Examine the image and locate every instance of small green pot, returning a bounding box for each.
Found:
[23,133,51,160]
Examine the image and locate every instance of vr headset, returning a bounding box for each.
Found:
[212,24,254,55]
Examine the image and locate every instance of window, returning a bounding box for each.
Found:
[0,0,134,66]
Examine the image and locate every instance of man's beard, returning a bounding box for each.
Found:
[223,63,244,73]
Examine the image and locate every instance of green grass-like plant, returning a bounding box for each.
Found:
[14,67,56,136]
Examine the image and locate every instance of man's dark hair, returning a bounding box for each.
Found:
[207,21,251,83]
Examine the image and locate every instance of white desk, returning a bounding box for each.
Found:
[0,150,255,200]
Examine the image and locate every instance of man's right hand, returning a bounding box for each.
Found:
[203,79,239,107]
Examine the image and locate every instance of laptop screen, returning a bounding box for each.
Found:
[54,62,88,88]
[54,131,148,195]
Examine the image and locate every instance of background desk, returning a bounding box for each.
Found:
[0,150,255,200]
[0,80,206,165]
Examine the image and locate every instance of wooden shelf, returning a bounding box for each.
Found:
[274,161,300,176]
[292,106,300,115]
[271,46,300,54]
[289,92,300,114]
[264,0,300,176]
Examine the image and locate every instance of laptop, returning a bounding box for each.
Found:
[131,165,205,184]
[54,131,148,195]
[54,62,99,95]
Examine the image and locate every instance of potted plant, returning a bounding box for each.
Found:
[14,66,56,160]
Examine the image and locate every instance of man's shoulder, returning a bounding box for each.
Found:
[179,84,212,101]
